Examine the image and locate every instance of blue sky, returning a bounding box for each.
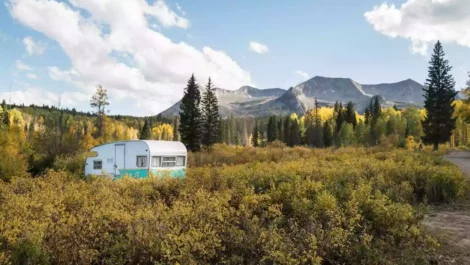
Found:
[1,0,469,116]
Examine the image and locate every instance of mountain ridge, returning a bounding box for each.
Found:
[160,76,427,117]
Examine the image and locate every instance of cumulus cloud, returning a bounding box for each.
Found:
[249,41,269,54]
[294,70,309,81]
[364,0,470,56]
[15,60,33,71]
[0,82,88,107]
[6,0,251,115]
[23,36,46,55]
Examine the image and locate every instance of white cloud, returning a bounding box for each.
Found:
[15,60,33,71]
[365,0,470,56]
[294,70,309,81]
[23,36,46,55]
[7,0,252,115]
[0,82,88,108]
[26,73,38,79]
[175,3,186,16]
[249,41,269,54]
[144,0,190,29]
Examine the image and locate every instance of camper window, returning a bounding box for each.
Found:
[151,156,161,167]
[162,157,176,167]
[136,156,148,167]
[93,160,102,170]
[177,156,185,166]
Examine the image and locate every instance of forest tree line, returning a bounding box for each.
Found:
[0,41,469,181]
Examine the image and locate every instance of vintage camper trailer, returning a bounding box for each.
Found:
[85,140,187,179]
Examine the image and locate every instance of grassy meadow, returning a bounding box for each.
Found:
[0,144,467,265]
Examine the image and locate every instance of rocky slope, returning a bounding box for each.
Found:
[159,76,427,117]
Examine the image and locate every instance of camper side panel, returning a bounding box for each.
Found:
[115,141,150,179]
[85,144,115,176]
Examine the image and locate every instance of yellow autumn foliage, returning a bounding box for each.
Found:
[0,146,466,264]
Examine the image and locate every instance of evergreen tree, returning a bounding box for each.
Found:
[323,120,333,147]
[333,101,339,113]
[277,118,284,142]
[344,101,357,128]
[422,41,458,151]
[172,116,179,141]
[2,110,9,128]
[313,99,323,147]
[201,78,220,150]
[283,116,291,146]
[290,119,301,146]
[364,107,371,125]
[373,97,382,121]
[139,119,152,140]
[179,74,202,152]
[267,116,278,143]
[335,103,345,133]
[1,100,7,112]
[252,122,259,147]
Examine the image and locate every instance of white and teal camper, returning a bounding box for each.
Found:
[85,140,187,179]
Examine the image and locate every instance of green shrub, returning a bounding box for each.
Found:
[0,146,466,264]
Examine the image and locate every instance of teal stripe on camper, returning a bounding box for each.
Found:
[114,169,149,179]
[114,169,186,179]
[149,169,186,179]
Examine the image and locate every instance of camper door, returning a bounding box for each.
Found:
[115,144,125,176]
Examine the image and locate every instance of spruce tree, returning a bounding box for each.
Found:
[373,97,382,121]
[422,41,458,151]
[179,74,202,151]
[344,101,357,128]
[335,103,345,133]
[323,120,333,147]
[201,78,220,150]
[277,118,284,142]
[267,116,278,143]
[283,116,291,146]
[1,100,7,112]
[139,119,152,140]
[364,107,371,125]
[252,122,259,147]
[333,101,339,113]
[290,120,301,146]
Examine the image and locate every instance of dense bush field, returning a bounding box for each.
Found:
[0,146,466,265]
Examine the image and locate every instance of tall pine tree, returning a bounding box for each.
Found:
[323,120,333,147]
[252,122,259,147]
[364,107,371,125]
[422,41,457,151]
[139,119,152,140]
[344,101,357,128]
[201,78,220,150]
[267,116,278,143]
[335,103,345,133]
[179,74,202,152]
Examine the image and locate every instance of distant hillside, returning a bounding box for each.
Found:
[160,76,426,117]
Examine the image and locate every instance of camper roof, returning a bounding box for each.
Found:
[142,140,187,155]
[91,140,187,155]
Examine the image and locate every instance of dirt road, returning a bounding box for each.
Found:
[425,152,470,264]
[444,152,470,175]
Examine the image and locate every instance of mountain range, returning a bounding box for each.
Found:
[159,76,465,117]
